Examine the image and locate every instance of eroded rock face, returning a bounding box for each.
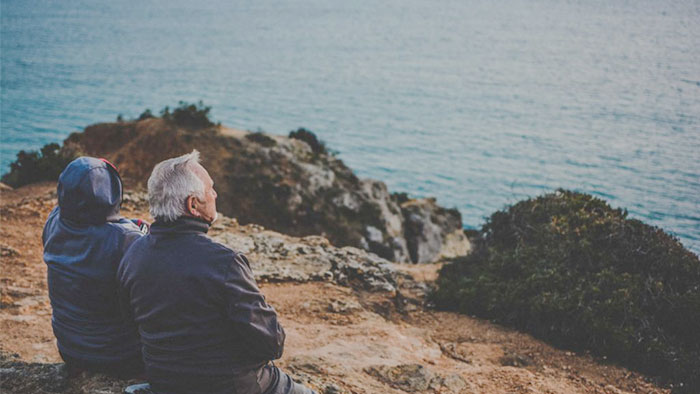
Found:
[401,199,472,263]
[209,215,404,293]
[66,119,470,263]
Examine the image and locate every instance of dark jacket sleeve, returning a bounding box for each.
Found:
[224,253,285,362]
[116,255,134,324]
[42,207,59,246]
[116,229,144,324]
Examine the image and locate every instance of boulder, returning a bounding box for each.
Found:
[365,363,471,393]
[209,214,404,293]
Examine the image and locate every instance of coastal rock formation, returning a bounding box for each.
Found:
[401,198,472,263]
[64,118,470,263]
[211,218,404,293]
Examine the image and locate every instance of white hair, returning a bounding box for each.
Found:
[148,150,205,222]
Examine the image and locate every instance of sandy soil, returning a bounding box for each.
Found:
[0,184,668,393]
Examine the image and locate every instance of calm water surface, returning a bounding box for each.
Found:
[2,0,699,253]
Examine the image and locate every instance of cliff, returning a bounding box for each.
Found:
[0,184,667,394]
[59,118,469,263]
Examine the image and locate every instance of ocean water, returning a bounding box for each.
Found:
[2,0,699,253]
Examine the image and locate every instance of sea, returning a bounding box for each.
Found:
[1,0,699,254]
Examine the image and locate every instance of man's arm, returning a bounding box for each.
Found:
[42,207,60,246]
[115,231,143,324]
[224,253,285,362]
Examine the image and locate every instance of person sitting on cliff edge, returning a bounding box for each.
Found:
[43,157,148,378]
[117,150,316,394]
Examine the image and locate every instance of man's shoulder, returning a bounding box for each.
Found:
[198,234,241,260]
[147,232,239,261]
[192,235,255,277]
[45,209,141,241]
[103,219,142,238]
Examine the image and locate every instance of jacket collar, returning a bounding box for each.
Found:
[150,216,210,235]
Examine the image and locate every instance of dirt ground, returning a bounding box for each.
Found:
[0,183,669,393]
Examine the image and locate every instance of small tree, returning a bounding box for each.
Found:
[162,101,214,130]
[138,109,154,120]
[245,132,276,147]
[289,128,328,155]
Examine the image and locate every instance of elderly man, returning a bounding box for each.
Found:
[118,151,314,394]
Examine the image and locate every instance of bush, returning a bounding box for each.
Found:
[245,132,276,147]
[432,189,700,392]
[289,128,328,155]
[462,228,480,239]
[161,101,214,130]
[138,109,154,121]
[1,143,75,187]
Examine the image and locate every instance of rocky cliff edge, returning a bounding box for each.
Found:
[60,118,470,263]
[0,184,667,394]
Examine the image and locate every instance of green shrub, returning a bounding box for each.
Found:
[289,128,328,155]
[462,228,480,239]
[138,109,154,120]
[1,143,75,187]
[432,189,700,392]
[161,101,214,129]
[392,192,410,204]
[245,132,276,147]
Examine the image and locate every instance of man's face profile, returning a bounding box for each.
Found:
[188,163,218,223]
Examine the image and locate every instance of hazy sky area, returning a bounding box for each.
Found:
[1,0,699,252]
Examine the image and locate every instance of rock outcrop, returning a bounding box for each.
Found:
[64,119,470,263]
[365,364,471,393]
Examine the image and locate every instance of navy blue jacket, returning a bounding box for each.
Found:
[43,157,144,364]
[117,217,285,393]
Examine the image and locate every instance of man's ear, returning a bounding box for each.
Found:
[186,195,198,217]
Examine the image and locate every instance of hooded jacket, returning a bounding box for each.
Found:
[42,157,143,364]
[117,217,285,394]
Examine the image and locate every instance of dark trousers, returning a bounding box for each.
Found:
[233,364,316,394]
[60,350,145,379]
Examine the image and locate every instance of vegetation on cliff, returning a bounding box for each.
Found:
[2,105,467,263]
[1,143,75,188]
[245,131,277,147]
[432,189,700,392]
[289,128,329,156]
[2,102,217,188]
[160,100,216,129]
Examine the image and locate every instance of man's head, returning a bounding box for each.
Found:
[147,150,218,223]
[57,157,123,224]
